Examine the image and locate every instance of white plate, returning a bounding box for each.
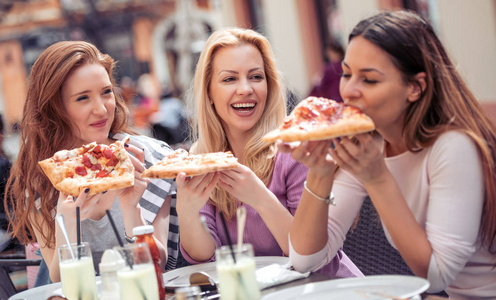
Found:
[163,256,289,289]
[261,275,429,300]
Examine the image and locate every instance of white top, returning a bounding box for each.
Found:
[289,131,496,299]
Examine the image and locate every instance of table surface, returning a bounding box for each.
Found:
[10,271,443,300]
[9,272,331,300]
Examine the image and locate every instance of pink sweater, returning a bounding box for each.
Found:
[290,131,496,298]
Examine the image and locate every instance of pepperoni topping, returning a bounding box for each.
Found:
[106,156,119,167]
[103,147,114,159]
[93,145,101,154]
[82,155,92,168]
[96,170,110,178]
[91,163,102,171]
[75,166,87,176]
[281,118,293,130]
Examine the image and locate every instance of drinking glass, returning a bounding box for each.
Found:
[215,243,260,300]
[114,243,159,300]
[58,242,98,300]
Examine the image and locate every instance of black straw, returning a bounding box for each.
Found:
[106,209,134,270]
[219,212,237,263]
[76,207,81,260]
[106,209,124,247]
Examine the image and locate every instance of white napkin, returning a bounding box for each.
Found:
[256,262,310,290]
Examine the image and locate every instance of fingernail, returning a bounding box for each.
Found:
[102,191,107,194]
[124,143,129,147]
[84,188,90,193]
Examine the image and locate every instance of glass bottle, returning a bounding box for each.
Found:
[98,249,125,300]
[133,225,166,300]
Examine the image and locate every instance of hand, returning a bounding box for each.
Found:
[176,172,220,216]
[56,189,104,222]
[217,164,272,209]
[117,144,150,210]
[329,133,387,184]
[277,139,337,177]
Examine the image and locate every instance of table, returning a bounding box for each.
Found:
[9,272,331,300]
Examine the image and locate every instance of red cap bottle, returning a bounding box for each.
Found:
[133,225,166,300]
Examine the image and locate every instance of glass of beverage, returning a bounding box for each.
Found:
[215,243,260,300]
[58,242,98,300]
[114,243,159,300]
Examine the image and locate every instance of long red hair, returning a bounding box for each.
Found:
[4,41,131,248]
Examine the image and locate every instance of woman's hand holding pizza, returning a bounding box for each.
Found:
[176,172,220,215]
[117,144,150,210]
[277,139,337,178]
[329,133,388,185]
[56,189,104,223]
[217,164,272,210]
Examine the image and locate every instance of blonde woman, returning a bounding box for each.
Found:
[176,28,362,277]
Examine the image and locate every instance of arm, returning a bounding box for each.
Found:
[333,132,484,287]
[278,141,337,255]
[35,189,105,282]
[150,195,171,269]
[278,140,365,273]
[332,134,432,277]
[218,164,294,254]
[117,144,168,267]
[176,172,219,262]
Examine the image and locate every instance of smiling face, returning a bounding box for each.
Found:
[209,44,268,138]
[340,36,417,136]
[61,63,116,145]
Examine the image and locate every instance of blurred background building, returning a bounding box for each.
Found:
[0,0,495,145]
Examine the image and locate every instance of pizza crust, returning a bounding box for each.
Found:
[141,161,239,179]
[141,149,239,179]
[262,114,375,142]
[55,172,135,197]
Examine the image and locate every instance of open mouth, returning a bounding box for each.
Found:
[231,102,256,112]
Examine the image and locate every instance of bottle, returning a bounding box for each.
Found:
[133,225,166,300]
[99,249,125,300]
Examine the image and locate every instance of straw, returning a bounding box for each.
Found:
[106,210,133,269]
[55,214,75,260]
[76,207,81,260]
[219,212,236,263]
[106,210,148,299]
[219,212,251,299]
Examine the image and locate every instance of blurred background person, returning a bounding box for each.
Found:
[308,40,344,103]
[150,85,190,148]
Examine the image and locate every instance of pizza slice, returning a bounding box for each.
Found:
[141,149,239,179]
[38,137,134,197]
[262,96,375,142]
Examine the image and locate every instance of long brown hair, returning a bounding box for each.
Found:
[4,41,131,248]
[350,10,496,251]
[188,28,287,219]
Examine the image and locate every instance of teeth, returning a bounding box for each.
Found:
[232,103,255,108]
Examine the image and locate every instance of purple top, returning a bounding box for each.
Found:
[180,152,362,278]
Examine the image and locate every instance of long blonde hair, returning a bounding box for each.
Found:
[188,28,287,219]
[351,11,496,251]
[5,41,131,248]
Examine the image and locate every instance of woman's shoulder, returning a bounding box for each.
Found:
[112,132,173,151]
[429,130,480,163]
[433,130,477,151]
